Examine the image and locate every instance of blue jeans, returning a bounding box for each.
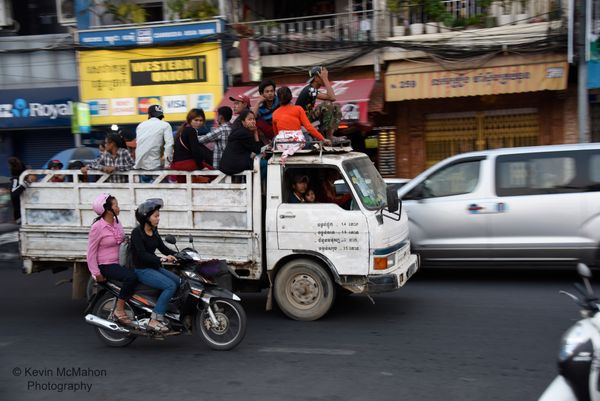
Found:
[134,267,180,317]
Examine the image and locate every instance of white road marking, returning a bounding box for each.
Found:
[258,347,356,356]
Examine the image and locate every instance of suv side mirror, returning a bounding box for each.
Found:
[165,235,177,245]
[422,180,433,198]
[387,186,400,214]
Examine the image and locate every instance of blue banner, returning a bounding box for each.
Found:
[589,62,600,89]
[0,87,78,129]
[590,35,600,89]
[77,20,220,47]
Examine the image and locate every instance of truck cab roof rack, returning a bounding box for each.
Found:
[267,139,353,157]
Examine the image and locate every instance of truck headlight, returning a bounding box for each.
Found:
[374,254,395,270]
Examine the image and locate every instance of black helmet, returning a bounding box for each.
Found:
[148,105,164,119]
[135,198,163,226]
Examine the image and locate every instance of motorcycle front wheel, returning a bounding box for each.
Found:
[92,294,137,347]
[195,299,246,351]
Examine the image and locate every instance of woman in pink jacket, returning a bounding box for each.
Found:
[87,193,137,325]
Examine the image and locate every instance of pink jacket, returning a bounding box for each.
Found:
[86,218,125,277]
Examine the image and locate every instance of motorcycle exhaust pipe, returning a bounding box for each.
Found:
[84,314,130,334]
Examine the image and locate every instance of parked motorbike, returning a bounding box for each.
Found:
[539,263,600,401]
[84,235,246,350]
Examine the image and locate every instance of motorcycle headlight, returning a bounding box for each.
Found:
[185,250,201,261]
[559,322,592,362]
[182,270,201,280]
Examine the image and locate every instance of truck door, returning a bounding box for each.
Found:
[276,167,369,276]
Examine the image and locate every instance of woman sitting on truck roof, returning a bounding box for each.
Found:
[87,193,138,326]
[129,198,180,333]
[219,109,263,176]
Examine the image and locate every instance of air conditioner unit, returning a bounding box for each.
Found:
[0,0,13,26]
[56,0,76,25]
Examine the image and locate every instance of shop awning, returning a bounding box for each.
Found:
[385,54,568,102]
[218,79,376,124]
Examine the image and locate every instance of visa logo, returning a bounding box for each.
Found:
[166,100,186,108]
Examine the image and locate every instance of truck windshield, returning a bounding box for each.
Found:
[343,157,387,210]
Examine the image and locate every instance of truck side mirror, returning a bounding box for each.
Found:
[165,235,177,245]
[387,186,400,214]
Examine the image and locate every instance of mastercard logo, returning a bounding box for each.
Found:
[138,97,161,114]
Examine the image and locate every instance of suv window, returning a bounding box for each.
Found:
[404,160,481,199]
[590,154,600,184]
[496,152,578,196]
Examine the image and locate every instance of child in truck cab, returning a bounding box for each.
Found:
[129,198,179,333]
[87,193,138,326]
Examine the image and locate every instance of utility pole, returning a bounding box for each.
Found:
[578,0,590,143]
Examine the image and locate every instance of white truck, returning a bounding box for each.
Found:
[18,146,419,320]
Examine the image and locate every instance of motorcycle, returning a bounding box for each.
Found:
[539,263,600,401]
[84,235,246,350]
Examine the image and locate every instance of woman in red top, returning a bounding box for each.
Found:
[272,87,331,144]
[171,108,214,182]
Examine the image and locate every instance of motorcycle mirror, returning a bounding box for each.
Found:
[165,235,177,245]
[577,263,592,279]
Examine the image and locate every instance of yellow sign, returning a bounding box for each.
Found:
[385,55,568,101]
[78,43,223,124]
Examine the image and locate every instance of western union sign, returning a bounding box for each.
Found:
[385,54,568,101]
[130,57,206,85]
[78,43,222,124]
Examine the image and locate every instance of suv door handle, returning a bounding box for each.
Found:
[280,213,296,219]
[467,204,484,212]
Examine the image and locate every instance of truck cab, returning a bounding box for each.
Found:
[264,147,419,320]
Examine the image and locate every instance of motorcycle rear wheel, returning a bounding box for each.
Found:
[195,299,246,351]
[92,294,137,347]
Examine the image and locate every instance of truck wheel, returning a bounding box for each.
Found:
[274,259,335,321]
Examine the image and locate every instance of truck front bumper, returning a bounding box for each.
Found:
[339,253,420,294]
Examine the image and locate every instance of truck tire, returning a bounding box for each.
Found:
[274,259,335,321]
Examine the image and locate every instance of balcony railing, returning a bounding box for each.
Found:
[389,0,563,33]
[232,0,562,56]
[235,10,385,55]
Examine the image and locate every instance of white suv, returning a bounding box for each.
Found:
[398,144,600,267]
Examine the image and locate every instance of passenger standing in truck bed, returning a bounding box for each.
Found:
[135,105,174,172]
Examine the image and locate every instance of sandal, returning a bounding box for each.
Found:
[113,312,134,326]
[147,319,169,333]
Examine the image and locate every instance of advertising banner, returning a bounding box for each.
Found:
[386,55,568,101]
[0,87,78,129]
[588,15,600,89]
[77,20,219,47]
[78,43,223,124]
[218,80,375,124]
[71,102,91,134]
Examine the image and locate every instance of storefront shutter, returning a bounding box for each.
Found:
[18,129,76,169]
[425,109,539,167]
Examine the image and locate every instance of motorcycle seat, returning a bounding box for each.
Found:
[108,280,161,297]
